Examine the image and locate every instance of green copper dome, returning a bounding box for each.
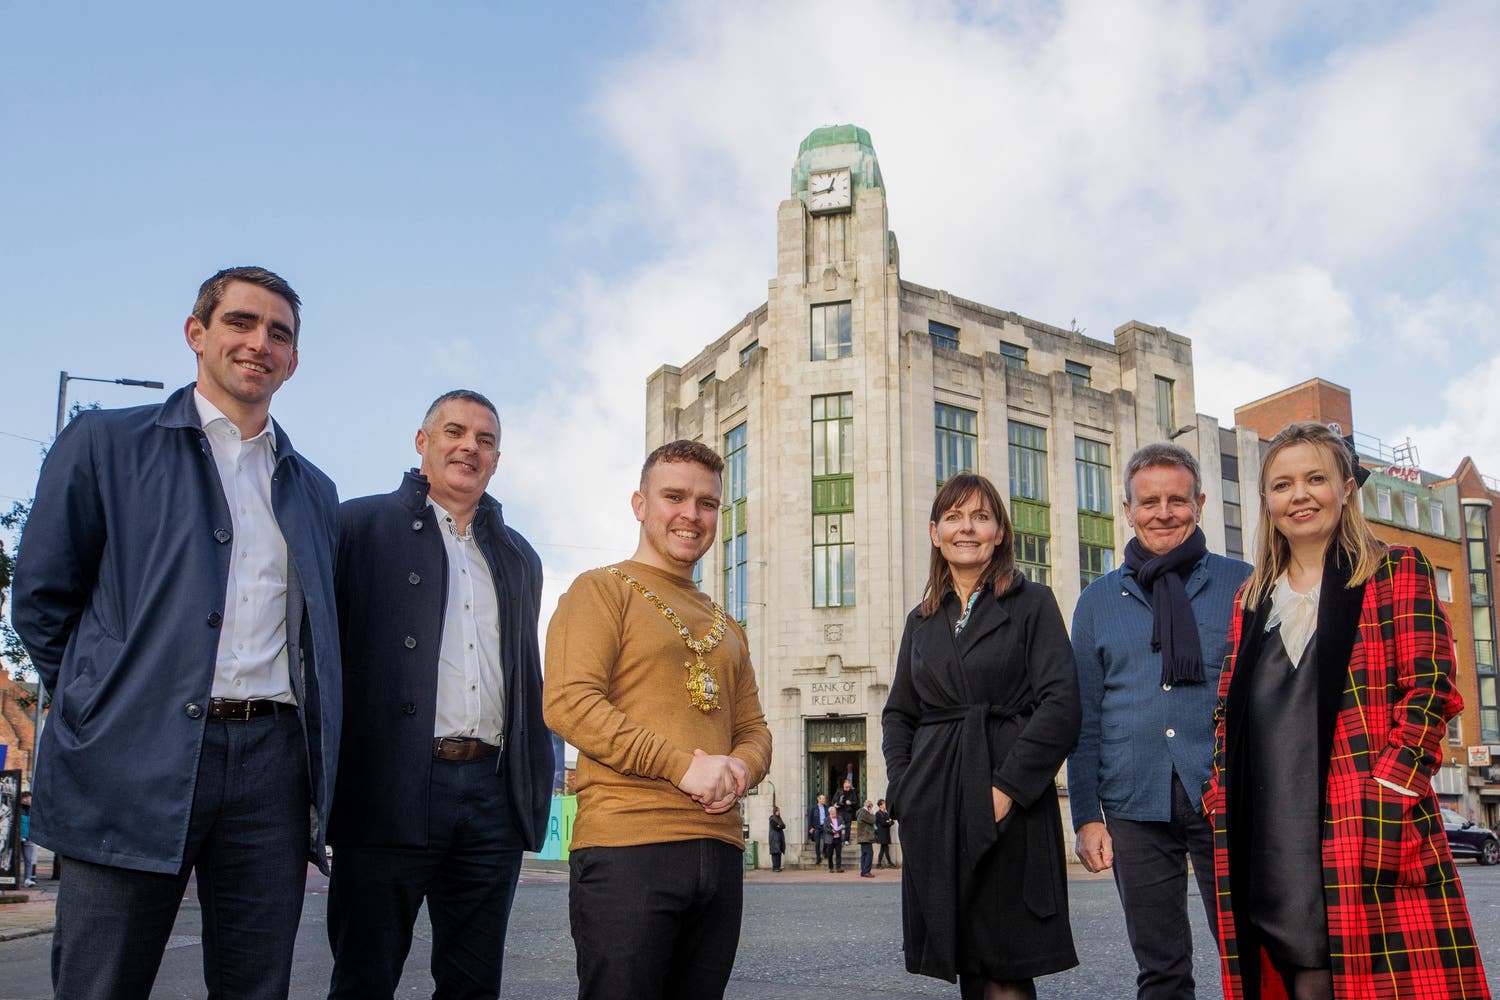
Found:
[791,124,883,198]
[798,124,875,157]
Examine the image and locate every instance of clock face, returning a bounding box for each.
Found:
[808,169,852,213]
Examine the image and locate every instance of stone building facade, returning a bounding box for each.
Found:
[645,125,1233,864]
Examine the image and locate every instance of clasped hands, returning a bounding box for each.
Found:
[678,748,751,814]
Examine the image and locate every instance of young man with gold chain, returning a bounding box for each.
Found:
[544,439,772,1000]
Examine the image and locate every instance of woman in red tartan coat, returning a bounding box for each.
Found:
[1202,422,1490,1000]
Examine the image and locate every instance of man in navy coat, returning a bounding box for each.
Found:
[12,266,341,1000]
[326,390,552,999]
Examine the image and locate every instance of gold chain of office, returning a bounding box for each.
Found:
[607,566,726,714]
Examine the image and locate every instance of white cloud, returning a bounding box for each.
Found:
[505,0,1500,591]
[1403,354,1500,480]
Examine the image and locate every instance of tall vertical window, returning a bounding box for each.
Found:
[722,423,748,624]
[934,403,977,488]
[1065,360,1092,386]
[1155,376,1176,437]
[1466,503,1498,742]
[1008,422,1049,502]
[1403,493,1419,527]
[1076,438,1114,588]
[811,302,852,361]
[1436,567,1454,603]
[739,340,759,366]
[1009,421,1051,584]
[1223,478,1244,560]
[1430,499,1446,534]
[691,560,703,589]
[929,320,960,351]
[1075,438,1111,513]
[999,342,1028,369]
[812,394,855,607]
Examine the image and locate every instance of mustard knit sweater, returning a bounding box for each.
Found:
[544,561,772,851]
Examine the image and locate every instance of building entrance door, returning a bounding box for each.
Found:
[805,716,867,806]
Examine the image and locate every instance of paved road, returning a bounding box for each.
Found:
[2,863,1498,998]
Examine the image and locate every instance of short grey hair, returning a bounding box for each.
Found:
[1123,442,1201,502]
[422,389,500,435]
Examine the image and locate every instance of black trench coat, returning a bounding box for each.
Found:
[882,576,1081,983]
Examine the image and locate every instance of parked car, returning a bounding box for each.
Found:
[1442,808,1500,865]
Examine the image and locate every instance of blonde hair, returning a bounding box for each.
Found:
[1242,422,1386,610]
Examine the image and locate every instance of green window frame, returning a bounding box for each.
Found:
[811,302,852,361]
[1078,512,1115,588]
[935,403,977,488]
[722,423,748,624]
[812,394,855,607]
[1011,498,1051,586]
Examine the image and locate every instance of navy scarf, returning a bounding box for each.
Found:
[1123,526,1208,686]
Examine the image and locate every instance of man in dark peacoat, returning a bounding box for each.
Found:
[326,390,552,1000]
[12,267,341,1000]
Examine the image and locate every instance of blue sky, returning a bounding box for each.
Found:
[5,1,1500,634]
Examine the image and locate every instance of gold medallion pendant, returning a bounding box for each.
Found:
[608,566,727,714]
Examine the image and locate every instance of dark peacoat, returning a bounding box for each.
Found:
[768,814,786,855]
[12,385,342,874]
[328,471,553,852]
[1203,545,1491,999]
[882,575,1080,983]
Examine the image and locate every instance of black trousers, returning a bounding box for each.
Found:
[326,756,525,1000]
[1107,776,1218,1000]
[569,839,743,1000]
[52,709,308,1000]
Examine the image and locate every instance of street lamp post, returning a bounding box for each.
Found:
[28,372,164,787]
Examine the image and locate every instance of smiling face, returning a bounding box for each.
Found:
[184,280,298,432]
[415,398,501,513]
[929,489,1003,574]
[1263,441,1352,557]
[1124,463,1205,557]
[630,458,722,578]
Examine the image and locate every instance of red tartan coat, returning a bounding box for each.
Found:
[1202,546,1491,1000]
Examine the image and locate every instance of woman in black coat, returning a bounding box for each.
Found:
[768,806,787,872]
[883,473,1081,1000]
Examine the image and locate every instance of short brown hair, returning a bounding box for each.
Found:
[192,266,302,342]
[919,473,1020,618]
[640,440,724,486]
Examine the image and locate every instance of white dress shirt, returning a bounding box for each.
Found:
[195,391,294,703]
[430,499,505,746]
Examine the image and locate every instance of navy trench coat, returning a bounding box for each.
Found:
[12,384,342,874]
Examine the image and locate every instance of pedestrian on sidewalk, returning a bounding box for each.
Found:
[19,791,36,887]
[875,798,895,868]
[824,810,845,872]
[855,800,877,877]
[769,807,787,872]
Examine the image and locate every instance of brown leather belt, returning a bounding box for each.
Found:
[433,737,500,762]
[208,698,283,721]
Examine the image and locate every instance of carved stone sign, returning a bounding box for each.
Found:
[811,680,857,707]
